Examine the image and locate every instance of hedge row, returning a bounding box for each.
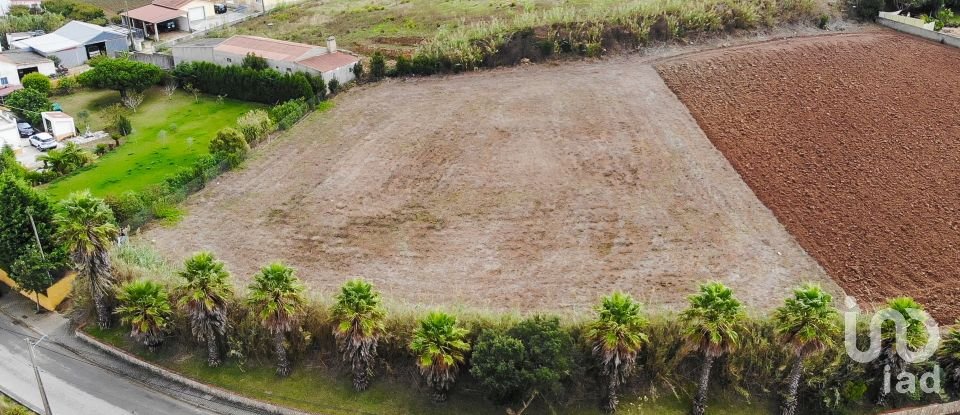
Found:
[173,62,318,105]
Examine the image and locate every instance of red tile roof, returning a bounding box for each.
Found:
[151,0,191,9]
[297,51,360,73]
[0,85,23,97]
[125,4,185,23]
[215,35,318,62]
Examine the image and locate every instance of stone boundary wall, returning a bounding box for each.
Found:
[878,16,960,48]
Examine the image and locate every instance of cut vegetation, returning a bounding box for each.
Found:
[143,52,839,315]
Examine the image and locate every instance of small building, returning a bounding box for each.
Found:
[124,0,217,41]
[41,111,75,140]
[0,50,56,87]
[5,30,45,47]
[172,35,360,86]
[11,21,130,68]
[6,0,42,13]
[0,111,20,151]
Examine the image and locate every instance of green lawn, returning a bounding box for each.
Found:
[43,88,260,200]
[86,325,779,415]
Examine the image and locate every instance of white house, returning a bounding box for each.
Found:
[124,0,217,41]
[172,35,360,86]
[0,51,56,86]
[41,111,75,140]
[11,21,130,68]
[0,111,20,151]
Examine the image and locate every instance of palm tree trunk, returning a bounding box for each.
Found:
[92,288,111,329]
[353,357,370,391]
[604,369,619,412]
[782,353,805,415]
[207,326,221,367]
[693,354,715,415]
[274,331,290,377]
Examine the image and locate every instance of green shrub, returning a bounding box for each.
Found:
[269,98,309,130]
[5,88,52,125]
[236,109,275,144]
[94,143,110,156]
[327,77,340,94]
[394,55,412,76]
[470,331,528,403]
[173,61,314,104]
[370,51,386,80]
[55,75,80,95]
[241,52,269,70]
[104,191,146,225]
[853,0,886,20]
[209,127,249,161]
[21,72,51,95]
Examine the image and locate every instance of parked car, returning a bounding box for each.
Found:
[29,133,58,151]
[17,122,34,137]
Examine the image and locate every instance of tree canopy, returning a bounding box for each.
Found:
[21,72,51,95]
[0,175,60,272]
[6,88,52,125]
[78,57,164,97]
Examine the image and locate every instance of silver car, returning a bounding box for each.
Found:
[29,132,58,151]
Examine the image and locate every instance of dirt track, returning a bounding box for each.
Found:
[658,31,960,322]
[143,51,838,315]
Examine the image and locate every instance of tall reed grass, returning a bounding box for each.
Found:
[410,0,822,73]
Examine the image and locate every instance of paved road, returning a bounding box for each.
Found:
[0,290,260,415]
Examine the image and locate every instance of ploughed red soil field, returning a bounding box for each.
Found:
[657,31,960,322]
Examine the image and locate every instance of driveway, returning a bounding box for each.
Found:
[0,290,260,415]
[14,138,47,171]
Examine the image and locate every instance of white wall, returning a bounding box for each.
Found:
[0,62,19,86]
[182,0,215,23]
[0,124,18,149]
[0,60,55,86]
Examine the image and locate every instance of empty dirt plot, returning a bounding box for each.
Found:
[658,31,960,322]
[143,58,838,314]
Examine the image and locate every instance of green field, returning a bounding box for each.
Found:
[44,88,259,199]
[86,325,779,415]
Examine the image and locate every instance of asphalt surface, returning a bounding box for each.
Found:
[0,289,262,415]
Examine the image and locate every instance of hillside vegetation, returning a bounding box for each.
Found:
[227,0,831,60]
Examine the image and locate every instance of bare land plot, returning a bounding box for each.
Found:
[143,56,838,315]
[658,31,960,322]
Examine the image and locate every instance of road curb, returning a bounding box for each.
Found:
[0,382,45,415]
[73,328,316,415]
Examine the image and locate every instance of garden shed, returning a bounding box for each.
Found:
[41,111,75,139]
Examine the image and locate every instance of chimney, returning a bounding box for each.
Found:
[326,36,337,54]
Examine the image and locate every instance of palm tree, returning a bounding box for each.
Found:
[246,262,305,377]
[586,292,648,412]
[177,252,233,367]
[55,191,119,329]
[115,279,172,352]
[38,142,92,175]
[936,323,960,395]
[876,296,929,406]
[409,311,470,402]
[680,282,744,415]
[331,278,386,391]
[773,284,841,415]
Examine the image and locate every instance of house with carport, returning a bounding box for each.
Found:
[0,51,55,102]
[123,0,217,42]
